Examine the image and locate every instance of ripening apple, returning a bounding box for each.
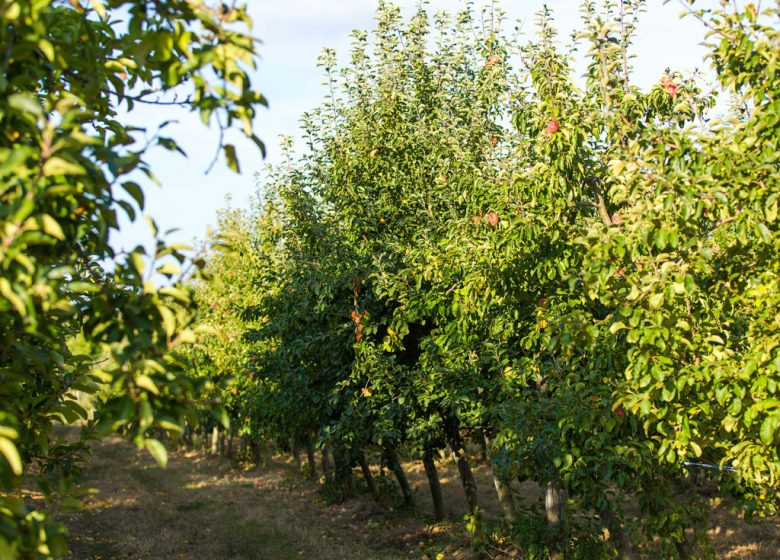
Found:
[611,213,622,225]
[485,54,500,67]
[544,119,559,135]
[615,407,626,419]
[485,211,499,226]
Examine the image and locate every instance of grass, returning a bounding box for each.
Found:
[61,435,779,560]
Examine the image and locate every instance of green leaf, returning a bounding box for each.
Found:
[609,321,628,334]
[224,144,240,173]
[0,437,23,475]
[8,93,43,118]
[760,415,777,445]
[144,438,168,468]
[43,157,86,177]
[39,214,65,240]
[0,278,25,316]
[158,304,176,338]
[156,262,181,276]
[135,375,160,395]
[122,181,145,209]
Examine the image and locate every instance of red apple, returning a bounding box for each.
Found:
[485,54,501,67]
[611,213,622,225]
[485,212,499,226]
[544,119,559,135]
[615,407,626,419]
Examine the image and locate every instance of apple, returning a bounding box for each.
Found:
[659,76,678,97]
[544,119,559,135]
[485,211,499,226]
[615,407,626,419]
[470,215,481,225]
[611,213,622,225]
[485,54,501,67]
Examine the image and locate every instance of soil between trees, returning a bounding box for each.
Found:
[60,436,779,560]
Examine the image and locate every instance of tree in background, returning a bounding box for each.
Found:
[0,0,265,556]
[192,1,778,558]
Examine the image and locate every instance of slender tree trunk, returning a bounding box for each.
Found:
[226,429,234,459]
[291,438,301,469]
[443,418,479,516]
[600,507,635,560]
[332,447,354,498]
[219,431,227,456]
[358,453,380,502]
[475,429,489,462]
[250,439,262,467]
[385,448,414,507]
[210,426,219,455]
[483,433,517,519]
[546,476,564,560]
[321,445,333,481]
[305,436,317,480]
[422,449,445,521]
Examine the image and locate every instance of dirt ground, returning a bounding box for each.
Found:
[58,437,779,560]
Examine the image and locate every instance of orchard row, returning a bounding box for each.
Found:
[184,2,779,558]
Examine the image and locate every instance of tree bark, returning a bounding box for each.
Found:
[332,447,354,496]
[291,438,301,469]
[305,436,317,480]
[385,448,414,507]
[210,426,219,455]
[321,445,333,481]
[226,429,234,459]
[443,418,479,516]
[546,476,564,560]
[600,507,635,560]
[483,433,517,519]
[358,452,380,502]
[422,449,445,521]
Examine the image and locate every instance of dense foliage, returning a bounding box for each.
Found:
[192,1,779,558]
[0,1,264,557]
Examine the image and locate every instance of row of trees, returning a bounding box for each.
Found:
[0,1,264,557]
[189,1,779,558]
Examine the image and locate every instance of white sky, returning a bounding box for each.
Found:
[113,0,719,257]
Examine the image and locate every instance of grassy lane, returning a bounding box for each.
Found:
[60,435,780,559]
[62,437,419,560]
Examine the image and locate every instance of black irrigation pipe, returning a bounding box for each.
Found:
[683,461,738,472]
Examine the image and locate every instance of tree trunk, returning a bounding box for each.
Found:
[483,433,517,519]
[385,448,414,507]
[422,450,445,521]
[332,447,354,490]
[600,507,635,560]
[443,418,479,516]
[226,429,234,459]
[291,438,301,469]
[305,436,317,480]
[545,476,564,560]
[321,445,333,481]
[358,453,380,502]
[210,426,219,455]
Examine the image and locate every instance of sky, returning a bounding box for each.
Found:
[112,0,719,257]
